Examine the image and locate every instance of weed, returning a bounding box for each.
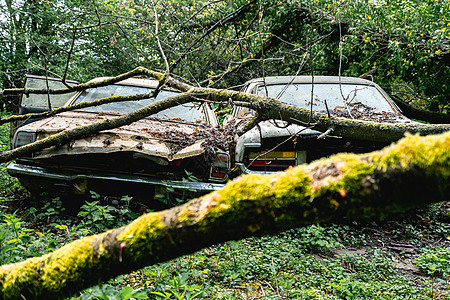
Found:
[73,285,148,300]
[414,247,450,278]
[289,224,344,255]
[35,196,66,224]
[0,211,59,264]
[154,171,197,207]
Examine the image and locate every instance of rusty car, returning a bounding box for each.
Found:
[7,77,230,201]
[228,76,415,175]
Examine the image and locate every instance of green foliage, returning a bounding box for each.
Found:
[0,211,59,264]
[75,191,140,235]
[73,285,148,300]
[120,223,446,299]
[415,247,450,278]
[154,171,198,207]
[0,115,21,200]
[1,0,448,113]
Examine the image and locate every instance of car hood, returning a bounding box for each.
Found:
[22,111,210,161]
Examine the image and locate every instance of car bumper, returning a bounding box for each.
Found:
[7,162,226,193]
[235,163,279,175]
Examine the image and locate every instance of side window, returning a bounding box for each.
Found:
[21,76,78,112]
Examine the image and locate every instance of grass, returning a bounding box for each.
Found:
[0,117,449,299]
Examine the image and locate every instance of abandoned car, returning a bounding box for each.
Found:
[7,77,230,200]
[229,76,414,174]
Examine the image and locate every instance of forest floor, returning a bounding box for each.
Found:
[1,182,449,299]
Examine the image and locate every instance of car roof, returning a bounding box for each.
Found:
[244,76,377,86]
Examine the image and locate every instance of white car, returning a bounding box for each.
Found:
[228,76,414,175]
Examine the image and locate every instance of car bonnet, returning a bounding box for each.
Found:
[19,111,209,161]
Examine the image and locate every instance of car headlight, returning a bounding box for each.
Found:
[14,131,36,149]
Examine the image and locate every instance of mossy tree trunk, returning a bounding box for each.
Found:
[391,96,450,124]
[0,132,449,300]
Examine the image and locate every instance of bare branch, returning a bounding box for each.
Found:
[151,0,170,73]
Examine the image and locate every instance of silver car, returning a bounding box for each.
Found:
[229,76,413,175]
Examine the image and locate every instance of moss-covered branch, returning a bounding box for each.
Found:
[0,67,164,97]
[0,67,192,125]
[391,96,450,124]
[189,88,450,142]
[0,93,193,164]
[0,92,160,126]
[2,68,449,165]
[0,131,449,299]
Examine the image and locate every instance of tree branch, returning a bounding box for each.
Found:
[0,93,193,164]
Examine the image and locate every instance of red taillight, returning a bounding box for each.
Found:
[169,160,182,167]
[209,152,230,182]
[211,172,226,178]
[249,160,270,166]
[247,151,306,170]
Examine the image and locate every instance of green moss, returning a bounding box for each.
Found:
[117,212,165,260]
[41,236,96,291]
[0,235,97,299]
[370,132,450,179]
[207,175,271,218]
[1,257,42,298]
[331,153,375,197]
[272,166,312,208]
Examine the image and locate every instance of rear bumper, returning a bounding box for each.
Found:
[7,162,226,193]
[236,163,278,175]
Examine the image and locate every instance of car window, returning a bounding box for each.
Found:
[22,76,78,109]
[255,83,397,114]
[73,84,206,123]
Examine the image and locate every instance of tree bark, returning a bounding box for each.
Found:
[0,131,449,300]
[391,96,450,124]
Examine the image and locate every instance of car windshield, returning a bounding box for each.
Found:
[73,84,206,123]
[256,83,397,114]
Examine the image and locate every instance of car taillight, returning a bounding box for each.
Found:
[247,151,306,170]
[209,152,230,182]
[14,131,36,149]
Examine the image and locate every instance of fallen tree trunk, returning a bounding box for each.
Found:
[1,80,450,163]
[391,96,450,124]
[1,68,449,165]
[0,131,448,300]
